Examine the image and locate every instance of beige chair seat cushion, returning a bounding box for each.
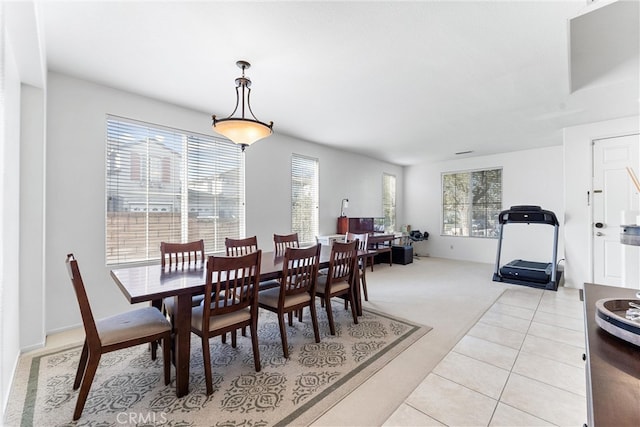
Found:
[316,275,349,294]
[163,294,205,316]
[191,305,251,333]
[97,306,171,347]
[258,287,311,309]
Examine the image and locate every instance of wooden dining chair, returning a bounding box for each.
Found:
[273,232,299,256]
[346,232,370,301]
[191,251,262,395]
[160,239,205,268]
[315,240,359,335]
[258,244,321,358]
[65,254,171,421]
[225,236,258,256]
[160,239,207,338]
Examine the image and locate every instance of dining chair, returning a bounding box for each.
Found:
[225,236,258,256]
[65,254,171,421]
[346,232,370,301]
[273,232,299,256]
[315,240,359,335]
[258,244,321,358]
[161,239,205,268]
[160,239,207,334]
[192,251,262,395]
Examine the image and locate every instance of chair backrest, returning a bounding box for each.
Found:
[327,240,358,284]
[201,251,262,329]
[346,232,368,251]
[225,236,258,256]
[65,254,100,349]
[274,233,299,256]
[280,244,321,300]
[160,239,205,268]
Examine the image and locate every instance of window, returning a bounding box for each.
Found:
[106,116,244,265]
[382,173,396,232]
[442,168,502,237]
[291,154,319,244]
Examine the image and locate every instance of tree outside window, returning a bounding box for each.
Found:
[442,168,502,237]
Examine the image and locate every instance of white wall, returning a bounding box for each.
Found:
[44,71,404,334]
[1,4,23,413]
[563,116,640,289]
[404,146,564,269]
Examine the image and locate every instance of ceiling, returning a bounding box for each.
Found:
[36,0,639,166]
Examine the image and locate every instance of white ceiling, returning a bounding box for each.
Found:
[37,0,639,166]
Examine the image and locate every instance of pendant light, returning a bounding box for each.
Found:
[212,60,273,151]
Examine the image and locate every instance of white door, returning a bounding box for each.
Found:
[592,134,640,286]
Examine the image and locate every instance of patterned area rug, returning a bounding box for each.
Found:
[5,303,430,426]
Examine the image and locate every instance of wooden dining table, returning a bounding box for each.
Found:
[110,245,372,397]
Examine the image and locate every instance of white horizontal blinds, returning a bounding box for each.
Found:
[442,168,502,237]
[106,116,243,265]
[186,134,244,253]
[291,154,319,245]
[382,173,396,232]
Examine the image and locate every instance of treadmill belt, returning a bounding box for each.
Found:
[500,259,551,283]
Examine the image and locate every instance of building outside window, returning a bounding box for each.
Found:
[106,116,244,264]
[382,173,396,232]
[442,168,502,237]
[291,154,319,244]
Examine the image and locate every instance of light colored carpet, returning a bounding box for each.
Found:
[5,301,430,427]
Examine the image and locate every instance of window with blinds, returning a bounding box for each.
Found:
[442,168,502,237]
[291,154,319,245]
[106,116,244,265]
[382,173,396,232]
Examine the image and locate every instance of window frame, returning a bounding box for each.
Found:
[290,154,319,245]
[105,115,245,266]
[382,173,397,233]
[441,167,502,238]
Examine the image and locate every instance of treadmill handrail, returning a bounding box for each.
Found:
[497,205,559,226]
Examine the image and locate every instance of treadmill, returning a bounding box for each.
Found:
[492,205,561,291]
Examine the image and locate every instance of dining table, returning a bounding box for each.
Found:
[110,245,373,397]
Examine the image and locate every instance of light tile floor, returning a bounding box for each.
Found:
[383,285,587,426]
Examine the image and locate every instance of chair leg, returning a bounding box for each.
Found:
[221,332,227,344]
[309,302,321,343]
[73,352,101,421]
[162,334,171,386]
[150,340,158,360]
[361,268,369,301]
[73,341,89,390]
[278,313,289,358]
[249,319,261,372]
[325,295,336,335]
[288,311,293,327]
[348,290,358,325]
[201,336,213,395]
[231,330,237,348]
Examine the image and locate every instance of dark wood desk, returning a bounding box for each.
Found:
[582,283,640,427]
[110,246,370,397]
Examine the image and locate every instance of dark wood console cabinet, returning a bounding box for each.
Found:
[582,283,640,427]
